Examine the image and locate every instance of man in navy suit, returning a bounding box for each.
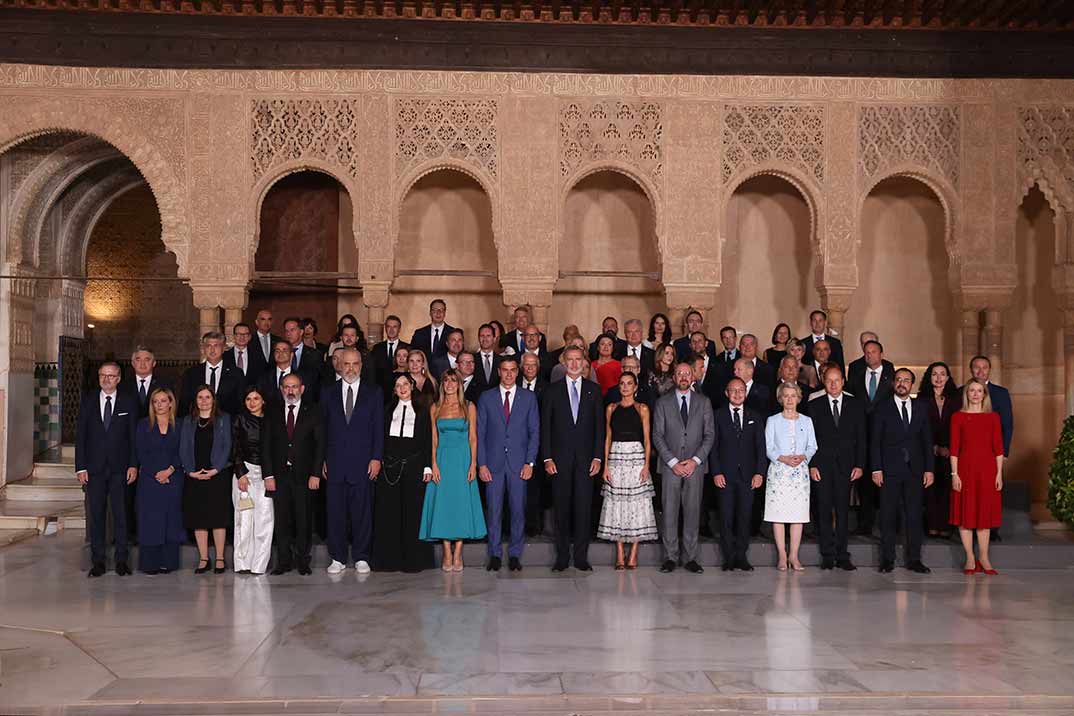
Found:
[870,368,935,574]
[709,377,767,571]
[801,309,845,369]
[542,346,605,571]
[477,355,540,571]
[321,348,384,575]
[474,323,503,390]
[283,317,322,400]
[500,305,548,355]
[409,298,456,359]
[224,322,264,386]
[969,356,1013,457]
[179,331,246,418]
[76,362,138,577]
[621,318,655,379]
[250,309,281,376]
[674,310,718,361]
[847,339,895,535]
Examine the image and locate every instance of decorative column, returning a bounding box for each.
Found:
[502,280,555,334]
[983,309,1004,385]
[360,278,391,345]
[959,308,981,385]
[819,287,855,344]
[665,286,718,339]
[1057,262,1074,416]
[219,286,249,341]
[190,285,223,339]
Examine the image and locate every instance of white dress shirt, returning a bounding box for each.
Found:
[341,377,359,405]
[894,395,912,422]
[204,360,223,388]
[135,374,153,396]
[275,366,291,385]
[388,398,415,438]
[667,388,702,469]
[100,389,119,420]
[625,343,644,361]
[257,331,271,358]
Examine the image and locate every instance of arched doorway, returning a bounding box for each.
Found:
[554,170,662,343]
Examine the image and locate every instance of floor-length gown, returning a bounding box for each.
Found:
[419,417,487,540]
[135,420,184,573]
[374,403,435,572]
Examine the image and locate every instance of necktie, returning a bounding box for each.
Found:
[287,404,296,440]
[901,399,910,428]
[388,342,395,362]
[261,333,269,359]
[138,379,147,404]
[103,395,113,431]
[209,366,218,393]
[484,353,492,381]
[292,348,299,371]
[278,370,286,387]
[433,327,440,352]
[570,380,579,423]
[832,399,840,428]
[345,384,354,423]
[868,370,878,400]
[680,395,689,426]
[237,350,245,373]
[397,405,407,437]
[503,390,511,422]
[726,351,732,362]
[733,407,741,434]
[631,346,638,359]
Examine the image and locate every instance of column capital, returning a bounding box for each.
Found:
[188,282,249,311]
[818,287,855,313]
[500,279,556,310]
[361,279,392,310]
[955,287,1015,313]
[663,284,718,312]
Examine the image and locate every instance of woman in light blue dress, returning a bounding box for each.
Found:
[764,382,818,572]
[419,369,486,571]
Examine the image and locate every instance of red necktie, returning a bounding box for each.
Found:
[287,404,296,440]
[503,390,511,423]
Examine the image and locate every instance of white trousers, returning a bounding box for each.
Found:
[233,463,275,574]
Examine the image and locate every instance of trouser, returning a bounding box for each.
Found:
[661,468,702,563]
[718,473,754,563]
[525,462,546,534]
[551,453,593,565]
[880,471,924,564]
[326,478,374,565]
[233,464,275,574]
[857,459,878,533]
[86,470,128,565]
[813,467,852,562]
[273,471,313,569]
[138,543,180,572]
[486,468,526,559]
[124,480,138,541]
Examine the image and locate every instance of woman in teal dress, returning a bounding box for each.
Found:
[419,369,486,571]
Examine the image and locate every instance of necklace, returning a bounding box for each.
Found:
[197,417,211,428]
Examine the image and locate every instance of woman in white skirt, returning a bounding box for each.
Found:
[764,382,818,572]
[231,385,275,575]
[598,371,658,570]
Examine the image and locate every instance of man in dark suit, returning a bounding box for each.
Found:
[542,346,605,571]
[520,325,555,382]
[870,368,935,574]
[691,350,721,405]
[846,339,895,535]
[369,314,409,392]
[179,331,246,417]
[266,372,324,575]
[250,309,281,375]
[456,352,484,403]
[519,351,549,535]
[621,318,655,378]
[846,330,879,385]
[808,339,834,384]
[674,310,718,361]
[774,356,812,416]
[474,323,502,390]
[500,305,548,355]
[732,358,771,416]
[709,377,767,571]
[431,328,465,378]
[738,334,776,390]
[547,324,581,374]
[969,355,1013,457]
[808,364,867,571]
[321,349,384,575]
[283,317,322,400]
[224,322,264,386]
[801,309,845,369]
[605,355,652,408]
[714,325,739,368]
[589,316,628,361]
[76,362,138,577]
[122,346,172,543]
[477,356,540,571]
[257,340,304,409]
[409,298,455,359]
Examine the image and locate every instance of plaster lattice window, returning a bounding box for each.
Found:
[251,98,361,181]
[559,101,663,186]
[395,98,498,178]
[859,105,960,187]
[721,104,825,185]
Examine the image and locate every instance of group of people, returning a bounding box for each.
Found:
[75,301,1013,578]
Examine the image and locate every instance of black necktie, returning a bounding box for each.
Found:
[398,404,407,437]
[138,379,147,404]
[103,395,113,431]
[680,395,689,426]
[433,328,440,352]
[901,400,910,428]
[345,385,354,424]
[832,399,840,428]
[733,407,741,434]
[726,351,732,362]
[279,370,287,387]
[209,366,218,393]
[388,342,395,361]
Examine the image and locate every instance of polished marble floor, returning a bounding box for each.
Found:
[1,531,1074,715]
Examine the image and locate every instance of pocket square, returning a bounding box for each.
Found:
[117,412,129,416]
[747,420,755,425]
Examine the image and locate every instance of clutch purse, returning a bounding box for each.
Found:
[237,492,255,511]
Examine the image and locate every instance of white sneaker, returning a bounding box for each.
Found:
[327,560,346,574]
[355,560,371,574]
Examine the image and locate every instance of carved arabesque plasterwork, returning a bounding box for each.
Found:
[859,105,960,188]
[1017,105,1074,213]
[722,103,825,186]
[250,97,361,183]
[394,97,498,180]
[559,99,663,190]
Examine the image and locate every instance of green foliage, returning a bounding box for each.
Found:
[1047,415,1074,527]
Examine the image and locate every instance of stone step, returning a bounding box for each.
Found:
[5,477,83,501]
[0,499,83,531]
[32,462,78,479]
[0,528,38,547]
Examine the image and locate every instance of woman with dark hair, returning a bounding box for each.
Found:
[301,317,328,356]
[645,313,672,350]
[646,341,677,397]
[134,387,184,574]
[592,334,623,397]
[328,314,366,357]
[374,373,435,572]
[489,320,512,355]
[918,361,961,537]
[179,385,233,574]
[765,323,792,367]
[231,385,275,574]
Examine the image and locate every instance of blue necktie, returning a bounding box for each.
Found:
[570,380,579,423]
[868,370,878,400]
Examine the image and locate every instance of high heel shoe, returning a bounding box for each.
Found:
[790,560,805,572]
[442,561,454,572]
[981,564,998,575]
[195,559,210,574]
[777,562,788,572]
[974,562,984,574]
[615,561,626,571]
[214,559,226,574]
[963,562,976,575]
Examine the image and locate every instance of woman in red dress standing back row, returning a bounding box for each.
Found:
[949,378,1005,576]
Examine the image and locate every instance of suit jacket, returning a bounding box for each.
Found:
[708,404,767,479]
[714,348,740,370]
[462,374,488,404]
[473,351,504,389]
[178,413,232,475]
[257,366,320,408]
[224,345,265,385]
[919,391,961,450]
[673,335,717,362]
[179,361,246,419]
[652,389,716,476]
[369,339,410,391]
[744,381,771,416]
[75,390,138,474]
[500,329,548,356]
[802,334,845,368]
[869,397,935,478]
[540,377,605,466]
[986,382,1014,456]
[122,374,173,419]
[808,393,867,477]
[476,385,540,476]
[249,332,282,371]
[620,343,656,378]
[749,357,776,390]
[847,362,895,414]
[772,380,814,416]
[321,379,385,485]
[430,353,462,381]
[847,357,894,389]
[517,376,547,403]
[265,400,325,481]
[409,323,456,359]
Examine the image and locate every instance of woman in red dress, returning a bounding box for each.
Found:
[949,378,1005,575]
[591,334,623,397]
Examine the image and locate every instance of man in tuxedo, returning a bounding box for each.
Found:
[409,298,455,359]
[732,358,771,416]
[370,314,409,391]
[621,318,654,378]
[870,368,934,574]
[808,365,867,570]
[775,356,812,416]
[653,362,716,574]
[501,305,548,355]
[521,325,554,381]
[122,346,172,542]
[519,351,549,535]
[179,331,245,417]
[969,356,1013,457]
[431,328,465,378]
[250,309,280,374]
[739,334,776,390]
[847,339,894,535]
[225,322,263,385]
[541,347,605,570]
[801,309,845,369]
[475,324,502,389]
[322,349,383,575]
[709,377,766,571]
[266,373,325,576]
[674,310,718,361]
[477,356,540,571]
[76,362,138,577]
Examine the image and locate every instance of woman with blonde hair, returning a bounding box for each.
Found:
[407,348,438,409]
[419,369,486,571]
[134,387,184,575]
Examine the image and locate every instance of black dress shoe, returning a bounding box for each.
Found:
[735,558,754,572]
[838,559,857,571]
[575,561,593,572]
[159,568,172,574]
[487,556,502,571]
[551,561,569,572]
[906,561,931,574]
[721,562,733,572]
[194,560,211,574]
[297,563,312,576]
[820,558,835,570]
[144,568,160,576]
[684,561,704,574]
[659,560,676,573]
[115,561,132,576]
[878,561,895,573]
[88,563,106,578]
[271,565,292,575]
[214,559,227,575]
[508,557,522,571]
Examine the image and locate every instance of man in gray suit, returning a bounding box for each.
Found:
[653,362,716,573]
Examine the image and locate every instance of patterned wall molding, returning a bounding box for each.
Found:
[394,97,498,182]
[250,97,362,184]
[1017,105,1074,214]
[721,103,825,187]
[559,99,663,193]
[858,104,961,190]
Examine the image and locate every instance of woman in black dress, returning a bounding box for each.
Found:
[765,323,792,367]
[406,348,438,409]
[373,374,435,572]
[179,385,233,574]
[918,361,961,537]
